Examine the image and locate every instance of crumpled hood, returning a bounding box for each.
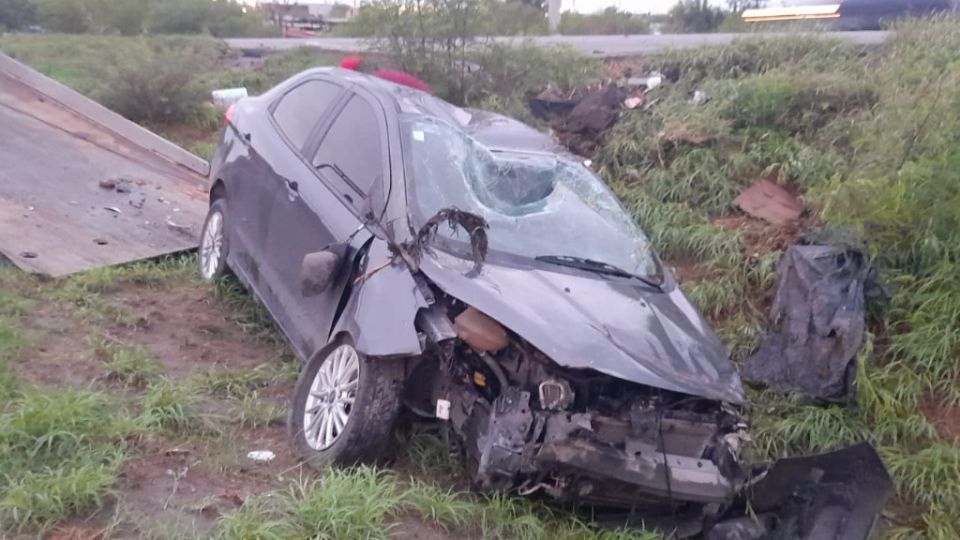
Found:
[420,250,744,403]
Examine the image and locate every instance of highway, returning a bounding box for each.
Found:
[226,31,889,57]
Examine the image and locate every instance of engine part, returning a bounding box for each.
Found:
[463,386,540,489]
[416,302,457,344]
[538,378,575,410]
[454,306,508,352]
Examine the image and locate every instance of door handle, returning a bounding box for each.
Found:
[286,180,299,192]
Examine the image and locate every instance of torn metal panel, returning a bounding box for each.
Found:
[331,239,425,357]
[0,53,208,276]
[743,442,893,540]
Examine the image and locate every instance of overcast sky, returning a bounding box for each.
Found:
[261,1,728,16]
[562,0,712,14]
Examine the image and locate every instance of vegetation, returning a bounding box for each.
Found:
[559,8,651,35]
[1,0,275,37]
[587,18,960,537]
[666,0,726,33]
[0,33,342,153]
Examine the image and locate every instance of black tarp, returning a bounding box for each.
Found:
[742,232,884,402]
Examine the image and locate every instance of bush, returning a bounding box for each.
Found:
[33,0,87,33]
[666,0,726,33]
[559,8,651,35]
[97,38,220,125]
[0,0,34,31]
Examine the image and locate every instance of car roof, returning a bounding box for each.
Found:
[290,67,563,155]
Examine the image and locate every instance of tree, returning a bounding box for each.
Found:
[0,0,34,30]
[667,0,725,33]
[726,0,764,13]
[34,0,89,33]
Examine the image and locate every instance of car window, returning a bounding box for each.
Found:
[404,118,660,280]
[312,95,383,197]
[273,79,342,150]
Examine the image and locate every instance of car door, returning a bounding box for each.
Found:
[231,76,345,352]
[265,90,391,361]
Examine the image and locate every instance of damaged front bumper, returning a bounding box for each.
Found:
[450,384,891,539]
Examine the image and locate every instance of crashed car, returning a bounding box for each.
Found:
[200,68,891,538]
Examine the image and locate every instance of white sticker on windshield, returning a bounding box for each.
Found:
[413,130,425,141]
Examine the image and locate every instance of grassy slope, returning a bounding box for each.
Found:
[593,19,960,538]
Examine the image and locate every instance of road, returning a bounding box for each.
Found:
[227,31,889,58]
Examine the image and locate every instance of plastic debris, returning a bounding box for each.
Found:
[247,450,275,462]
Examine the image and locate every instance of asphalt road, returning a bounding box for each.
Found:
[226,31,889,58]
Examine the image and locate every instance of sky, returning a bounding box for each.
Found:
[561,0,724,14]
[250,1,727,16]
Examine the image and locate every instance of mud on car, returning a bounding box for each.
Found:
[200,68,891,538]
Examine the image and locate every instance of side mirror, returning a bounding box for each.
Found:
[301,249,343,297]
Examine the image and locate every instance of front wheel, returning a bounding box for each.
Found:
[199,199,229,280]
[289,337,403,468]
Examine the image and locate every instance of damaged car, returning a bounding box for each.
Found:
[200,68,891,538]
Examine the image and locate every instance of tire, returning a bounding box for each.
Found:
[289,336,404,468]
[199,198,229,280]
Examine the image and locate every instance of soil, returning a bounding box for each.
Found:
[920,395,960,443]
[10,277,305,538]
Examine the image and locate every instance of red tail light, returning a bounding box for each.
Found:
[224,104,236,125]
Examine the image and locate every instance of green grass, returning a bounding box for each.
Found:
[138,378,202,433]
[0,390,137,533]
[595,18,960,537]
[213,465,663,540]
[92,337,164,387]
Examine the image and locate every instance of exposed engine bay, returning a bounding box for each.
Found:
[403,278,892,539]
[407,281,750,532]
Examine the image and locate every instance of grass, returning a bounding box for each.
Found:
[0,389,135,532]
[590,17,960,537]
[92,337,164,387]
[213,465,663,540]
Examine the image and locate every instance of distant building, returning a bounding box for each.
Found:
[257,2,356,36]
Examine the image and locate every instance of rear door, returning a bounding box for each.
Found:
[265,90,391,361]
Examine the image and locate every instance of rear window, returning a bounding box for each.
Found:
[272,79,342,150]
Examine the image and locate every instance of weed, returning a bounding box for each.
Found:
[209,277,283,344]
[0,389,135,533]
[138,379,200,433]
[192,364,284,399]
[233,392,285,429]
[401,481,473,529]
[92,337,163,387]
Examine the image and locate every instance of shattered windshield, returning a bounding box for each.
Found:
[404,119,659,279]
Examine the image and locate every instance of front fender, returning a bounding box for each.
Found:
[331,239,426,357]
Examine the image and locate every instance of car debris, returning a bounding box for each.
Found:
[200,66,893,539]
[733,177,804,227]
[743,229,886,402]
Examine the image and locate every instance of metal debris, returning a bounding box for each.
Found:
[413,208,489,272]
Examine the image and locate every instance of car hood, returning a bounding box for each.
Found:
[419,249,744,403]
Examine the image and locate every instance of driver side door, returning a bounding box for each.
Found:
[266,90,391,361]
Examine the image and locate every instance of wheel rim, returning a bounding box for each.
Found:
[303,344,360,451]
[199,210,224,279]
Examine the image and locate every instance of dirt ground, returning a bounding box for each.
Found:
[4,275,457,539]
